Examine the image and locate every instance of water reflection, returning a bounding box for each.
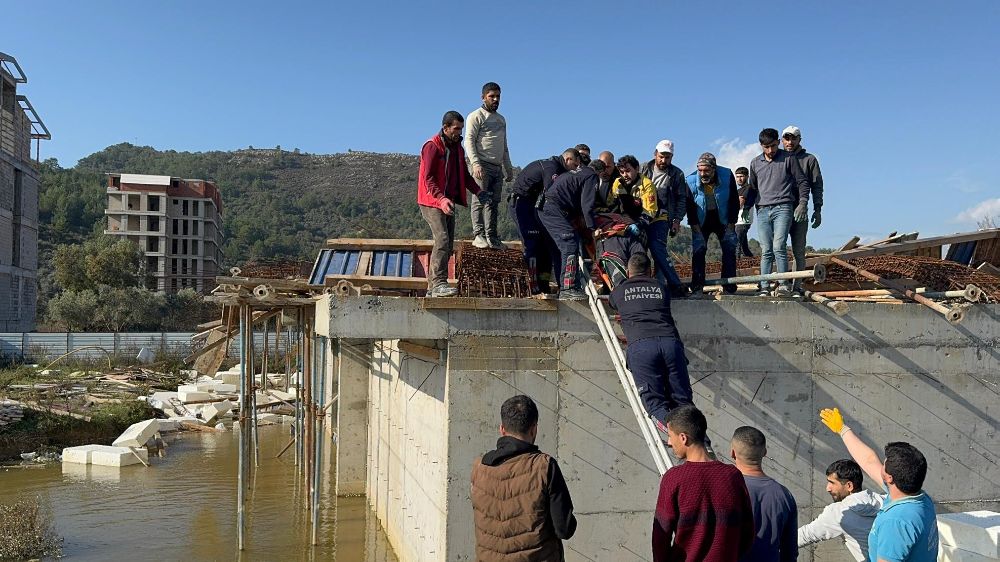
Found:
[0,425,397,561]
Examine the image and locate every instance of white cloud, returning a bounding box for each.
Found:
[954,197,1000,224]
[702,137,759,171]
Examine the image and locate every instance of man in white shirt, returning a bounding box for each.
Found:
[798,459,883,561]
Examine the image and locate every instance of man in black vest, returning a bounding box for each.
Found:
[537,159,601,300]
[609,253,694,431]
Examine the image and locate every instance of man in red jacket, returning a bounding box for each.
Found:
[418,110,489,297]
[653,405,756,562]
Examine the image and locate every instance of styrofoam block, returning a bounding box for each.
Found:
[62,444,103,465]
[202,400,234,424]
[215,373,240,385]
[178,390,213,403]
[113,419,160,448]
[938,544,997,562]
[173,416,205,426]
[269,389,297,402]
[90,446,148,467]
[258,413,283,424]
[938,511,1000,559]
[156,419,180,432]
[203,383,237,393]
[178,384,201,393]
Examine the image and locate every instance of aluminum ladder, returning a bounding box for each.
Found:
[579,257,674,475]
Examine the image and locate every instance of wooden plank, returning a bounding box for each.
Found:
[837,236,861,252]
[356,251,373,277]
[214,276,312,290]
[398,340,442,362]
[420,297,558,311]
[324,274,430,290]
[183,309,282,363]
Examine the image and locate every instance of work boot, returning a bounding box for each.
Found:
[488,238,507,250]
[472,235,489,249]
[773,285,792,297]
[558,289,587,301]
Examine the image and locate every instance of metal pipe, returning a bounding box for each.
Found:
[817,285,982,303]
[237,306,246,551]
[804,291,850,316]
[704,264,826,287]
[829,257,964,324]
[312,336,327,545]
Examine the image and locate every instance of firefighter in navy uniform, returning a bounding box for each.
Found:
[537,158,601,301]
[509,150,579,293]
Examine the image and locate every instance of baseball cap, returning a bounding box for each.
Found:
[655,139,674,154]
[782,125,801,137]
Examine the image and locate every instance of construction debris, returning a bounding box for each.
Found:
[0,400,24,428]
[456,243,534,298]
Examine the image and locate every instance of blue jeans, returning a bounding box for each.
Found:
[756,203,794,291]
[647,220,683,290]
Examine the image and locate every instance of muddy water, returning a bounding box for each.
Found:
[0,425,397,561]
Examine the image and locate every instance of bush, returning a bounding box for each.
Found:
[0,497,62,560]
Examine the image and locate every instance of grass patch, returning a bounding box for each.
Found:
[0,496,62,560]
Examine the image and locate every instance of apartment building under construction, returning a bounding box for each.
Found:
[105,173,223,293]
[1,53,50,331]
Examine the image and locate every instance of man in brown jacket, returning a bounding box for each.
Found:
[471,395,577,561]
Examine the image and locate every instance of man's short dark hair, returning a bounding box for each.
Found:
[501,395,539,435]
[482,82,501,96]
[735,166,749,175]
[575,143,591,153]
[759,128,779,145]
[562,147,581,160]
[884,442,927,494]
[826,459,863,490]
[442,111,464,127]
[731,426,766,465]
[627,253,651,277]
[617,155,640,170]
[665,405,707,445]
[589,159,606,173]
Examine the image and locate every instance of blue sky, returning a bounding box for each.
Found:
[5,1,999,248]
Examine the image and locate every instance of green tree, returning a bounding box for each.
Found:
[84,238,146,289]
[94,286,159,332]
[52,244,92,291]
[46,290,99,331]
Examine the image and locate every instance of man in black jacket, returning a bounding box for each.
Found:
[537,159,601,300]
[609,253,694,431]
[510,149,579,293]
[471,395,577,562]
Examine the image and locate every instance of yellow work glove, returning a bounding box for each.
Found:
[820,407,851,436]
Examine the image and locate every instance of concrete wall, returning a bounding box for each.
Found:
[320,295,1000,562]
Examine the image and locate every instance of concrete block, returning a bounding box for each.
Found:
[269,389,296,402]
[178,390,213,403]
[90,446,148,467]
[938,511,1000,559]
[939,544,997,562]
[156,419,180,432]
[215,372,240,386]
[62,444,102,465]
[201,400,234,424]
[113,419,160,448]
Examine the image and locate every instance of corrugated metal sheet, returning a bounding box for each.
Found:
[371,251,412,277]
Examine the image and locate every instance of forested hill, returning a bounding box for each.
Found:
[40,142,519,265]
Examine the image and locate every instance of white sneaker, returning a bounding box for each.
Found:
[774,285,792,297]
[429,285,458,297]
[472,235,489,248]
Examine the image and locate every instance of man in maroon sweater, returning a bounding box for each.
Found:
[653,405,756,562]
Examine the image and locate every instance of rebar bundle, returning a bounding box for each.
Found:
[456,243,534,298]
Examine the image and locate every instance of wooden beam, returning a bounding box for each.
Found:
[398,340,442,362]
[420,297,558,311]
[837,236,861,252]
[214,276,312,291]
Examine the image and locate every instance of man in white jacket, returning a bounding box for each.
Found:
[798,459,883,561]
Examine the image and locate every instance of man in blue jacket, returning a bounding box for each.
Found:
[537,159,601,301]
[685,153,739,295]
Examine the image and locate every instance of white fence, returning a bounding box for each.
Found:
[0,332,294,362]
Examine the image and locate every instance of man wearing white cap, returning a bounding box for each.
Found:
[640,140,688,296]
[782,126,824,296]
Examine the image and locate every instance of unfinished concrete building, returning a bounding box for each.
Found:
[0,53,50,331]
[104,173,223,293]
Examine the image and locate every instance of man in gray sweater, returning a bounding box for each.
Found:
[744,128,811,296]
[465,82,514,249]
[781,126,824,296]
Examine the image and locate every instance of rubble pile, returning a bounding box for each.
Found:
[0,400,24,428]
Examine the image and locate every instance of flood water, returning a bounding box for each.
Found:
[0,425,398,561]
